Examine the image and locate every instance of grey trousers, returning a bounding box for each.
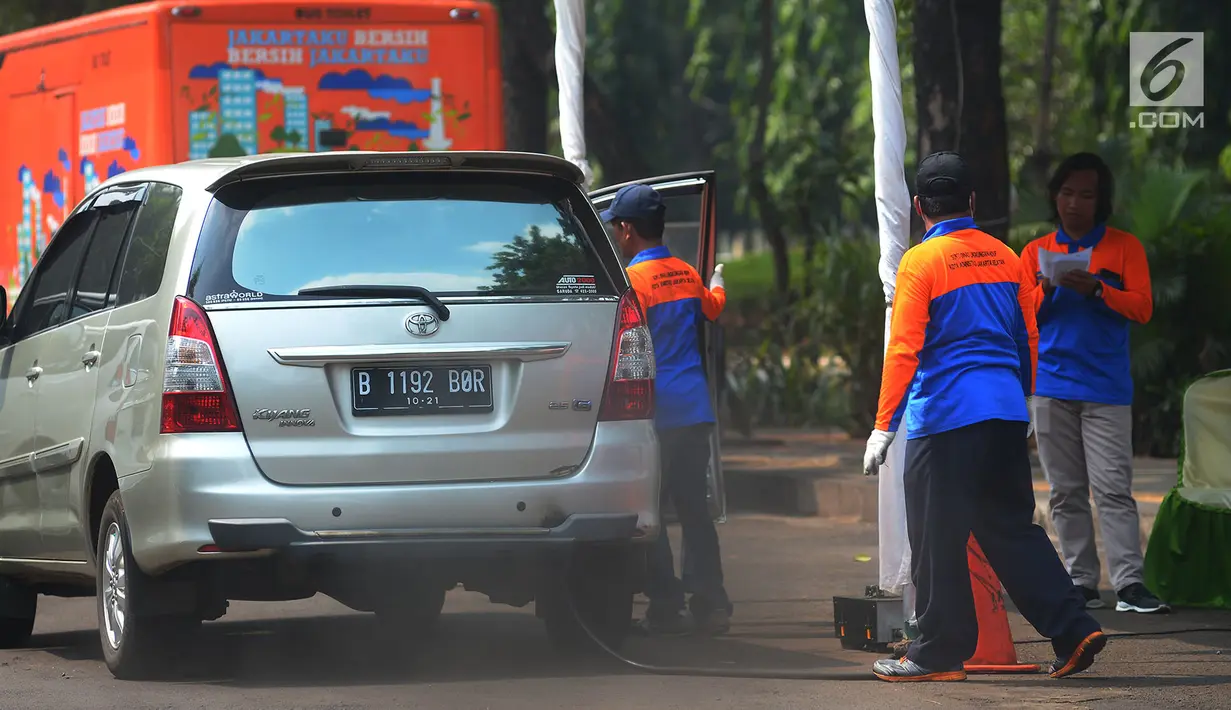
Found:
[1034,397,1143,591]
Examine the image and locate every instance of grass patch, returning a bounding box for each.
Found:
[722,248,810,306]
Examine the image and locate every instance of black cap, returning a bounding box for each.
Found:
[915,151,973,199]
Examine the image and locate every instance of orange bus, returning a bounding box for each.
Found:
[0,0,502,295]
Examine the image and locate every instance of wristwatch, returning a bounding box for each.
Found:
[1092,283,1104,299]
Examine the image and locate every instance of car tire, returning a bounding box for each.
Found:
[96,491,199,680]
[0,577,37,649]
[540,544,635,654]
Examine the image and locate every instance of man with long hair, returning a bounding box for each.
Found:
[1021,152,1166,615]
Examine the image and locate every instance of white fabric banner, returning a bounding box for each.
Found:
[864,0,913,596]
[553,0,594,189]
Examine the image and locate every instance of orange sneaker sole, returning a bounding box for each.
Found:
[874,669,968,682]
[1050,630,1107,679]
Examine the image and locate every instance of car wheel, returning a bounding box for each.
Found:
[0,577,36,649]
[96,491,198,680]
[540,544,634,653]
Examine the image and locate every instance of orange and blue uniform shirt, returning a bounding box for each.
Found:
[875,217,1039,439]
[1020,226,1152,406]
[627,246,725,430]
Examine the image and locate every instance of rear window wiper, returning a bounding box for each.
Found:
[296,285,451,321]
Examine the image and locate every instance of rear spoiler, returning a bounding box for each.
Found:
[204,151,585,192]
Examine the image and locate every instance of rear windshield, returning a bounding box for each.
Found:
[188,172,618,305]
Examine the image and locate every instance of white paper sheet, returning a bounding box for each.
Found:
[1038,249,1092,281]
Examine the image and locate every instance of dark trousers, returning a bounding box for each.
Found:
[645,423,730,617]
[904,419,1101,670]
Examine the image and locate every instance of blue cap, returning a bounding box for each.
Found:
[599,184,664,222]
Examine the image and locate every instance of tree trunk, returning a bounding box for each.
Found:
[497,0,551,153]
[913,0,1010,240]
[1086,4,1109,135]
[582,74,653,184]
[1025,0,1060,186]
[747,0,790,298]
[913,0,961,161]
[799,205,816,298]
[496,0,651,183]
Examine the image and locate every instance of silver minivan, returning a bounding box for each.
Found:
[0,152,725,679]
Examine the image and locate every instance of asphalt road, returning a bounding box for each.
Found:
[2,516,1229,709]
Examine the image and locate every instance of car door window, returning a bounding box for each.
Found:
[12,212,97,341]
[590,174,713,270]
[115,182,182,307]
[71,202,140,318]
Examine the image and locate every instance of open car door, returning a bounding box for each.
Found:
[589,171,726,522]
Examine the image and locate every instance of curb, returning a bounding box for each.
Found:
[724,465,1157,548]
[723,466,877,521]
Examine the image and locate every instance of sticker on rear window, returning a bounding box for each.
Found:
[203,289,265,305]
[556,275,597,295]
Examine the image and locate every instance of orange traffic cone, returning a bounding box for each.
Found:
[963,534,1041,673]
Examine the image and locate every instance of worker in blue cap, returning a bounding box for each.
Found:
[601,183,731,636]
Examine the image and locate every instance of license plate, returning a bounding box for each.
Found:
[351,365,493,416]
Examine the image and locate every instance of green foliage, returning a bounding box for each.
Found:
[722,236,884,433]
[0,0,140,33]
[1220,145,1231,184]
[1109,163,1231,455]
[686,0,874,238]
[485,222,592,291]
[207,134,246,158]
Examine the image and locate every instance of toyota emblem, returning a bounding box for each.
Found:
[405,312,440,336]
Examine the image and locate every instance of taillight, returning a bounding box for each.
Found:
[160,296,241,434]
[598,289,656,421]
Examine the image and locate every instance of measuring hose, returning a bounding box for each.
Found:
[565,581,1231,681]
[565,587,876,681]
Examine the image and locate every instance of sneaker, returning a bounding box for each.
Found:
[637,610,694,636]
[1049,630,1107,678]
[1115,583,1170,613]
[1078,585,1106,609]
[872,657,966,682]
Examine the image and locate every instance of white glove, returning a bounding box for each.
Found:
[1026,396,1035,438]
[862,429,895,476]
[709,263,725,290]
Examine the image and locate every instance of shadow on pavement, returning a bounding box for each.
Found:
[28,607,859,687]
[1010,606,1231,651]
[982,674,1231,691]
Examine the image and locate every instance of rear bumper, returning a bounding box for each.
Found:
[207,513,639,559]
[120,420,660,574]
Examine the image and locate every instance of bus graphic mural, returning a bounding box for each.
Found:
[176,26,475,157]
[1,3,501,307]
